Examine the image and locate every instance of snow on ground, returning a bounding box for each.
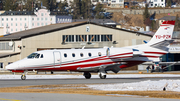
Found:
[0,74,180,80]
[87,80,180,92]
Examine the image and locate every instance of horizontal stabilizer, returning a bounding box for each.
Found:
[150,40,174,50]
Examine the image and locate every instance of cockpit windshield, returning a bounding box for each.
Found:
[27,53,38,59]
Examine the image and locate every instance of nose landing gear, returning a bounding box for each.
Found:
[21,74,26,80]
[21,71,28,80]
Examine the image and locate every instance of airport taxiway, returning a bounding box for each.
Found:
[0,75,180,101]
[0,93,179,101]
[0,77,180,88]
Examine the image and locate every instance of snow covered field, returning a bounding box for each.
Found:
[87,80,180,92]
[1,74,180,79]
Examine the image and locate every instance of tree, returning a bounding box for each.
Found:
[40,0,49,9]
[151,20,157,31]
[143,4,150,22]
[81,0,92,19]
[24,0,34,11]
[175,14,180,31]
[49,0,57,11]
[167,0,172,7]
[4,0,18,11]
[94,3,104,19]
[72,0,81,19]
[58,0,68,12]
[39,0,56,11]
[4,0,11,11]
[143,4,150,25]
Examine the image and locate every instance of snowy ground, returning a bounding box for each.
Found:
[1,74,180,79]
[87,80,180,92]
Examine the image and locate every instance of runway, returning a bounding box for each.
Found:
[0,76,180,101]
[0,77,180,88]
[0,93,179,101]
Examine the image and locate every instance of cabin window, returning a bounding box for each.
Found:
[88,53,92,57]
[64,53,67,58]
[72,53,75,57]
[35,54,40,58]
[27,53,38,59]
[80,53,83,57]
[98,52,101,56]
[40,54,44,58]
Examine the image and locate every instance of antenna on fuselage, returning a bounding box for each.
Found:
[82,46,85,49]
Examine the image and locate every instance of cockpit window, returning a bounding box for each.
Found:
[35,54,40,58]
[27,53,38,59]
[40,54,43,58]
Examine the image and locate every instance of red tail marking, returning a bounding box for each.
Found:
[162,21,175,25]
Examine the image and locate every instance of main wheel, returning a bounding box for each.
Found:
[99,73,106,79]
[21,75,26,80]
[83,72,91,79]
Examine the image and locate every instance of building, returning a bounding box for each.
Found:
[0,21,152,70]
[111,0,124,8]
[56,0,111,5]
[56,0,73,5]
[73,19,121,28]
[147,0,166,8]
[0,9,72,35]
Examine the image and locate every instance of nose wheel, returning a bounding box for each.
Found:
[21,71,28,80]
[21,74,26,80]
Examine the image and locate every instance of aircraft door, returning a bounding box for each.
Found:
[53,51,61,68]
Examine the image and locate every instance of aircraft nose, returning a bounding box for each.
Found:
[6,63,18,70]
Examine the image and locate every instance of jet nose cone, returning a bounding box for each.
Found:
[6,63,18,70]
[5,64,13,70]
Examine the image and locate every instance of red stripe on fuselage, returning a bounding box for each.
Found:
[139,55,159,58]
[144,52,167,55]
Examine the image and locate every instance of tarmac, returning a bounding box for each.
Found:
[0,93,179,101]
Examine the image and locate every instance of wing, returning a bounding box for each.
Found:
[142,61,180,65]
[77,63,122,73]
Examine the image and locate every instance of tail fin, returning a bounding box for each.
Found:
[147,21,175,47]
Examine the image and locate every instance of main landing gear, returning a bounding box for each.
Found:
[83,72,91,79]
[83,66,107,79]
[98,73,106,79]
[83,72,107,79]
[21,71,27,80]
[98,66,106,79]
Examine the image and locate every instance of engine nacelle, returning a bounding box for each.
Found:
[107,48,133,60]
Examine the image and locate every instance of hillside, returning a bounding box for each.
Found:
[111,11,180,31]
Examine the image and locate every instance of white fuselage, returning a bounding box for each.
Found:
[6,45,167,72]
